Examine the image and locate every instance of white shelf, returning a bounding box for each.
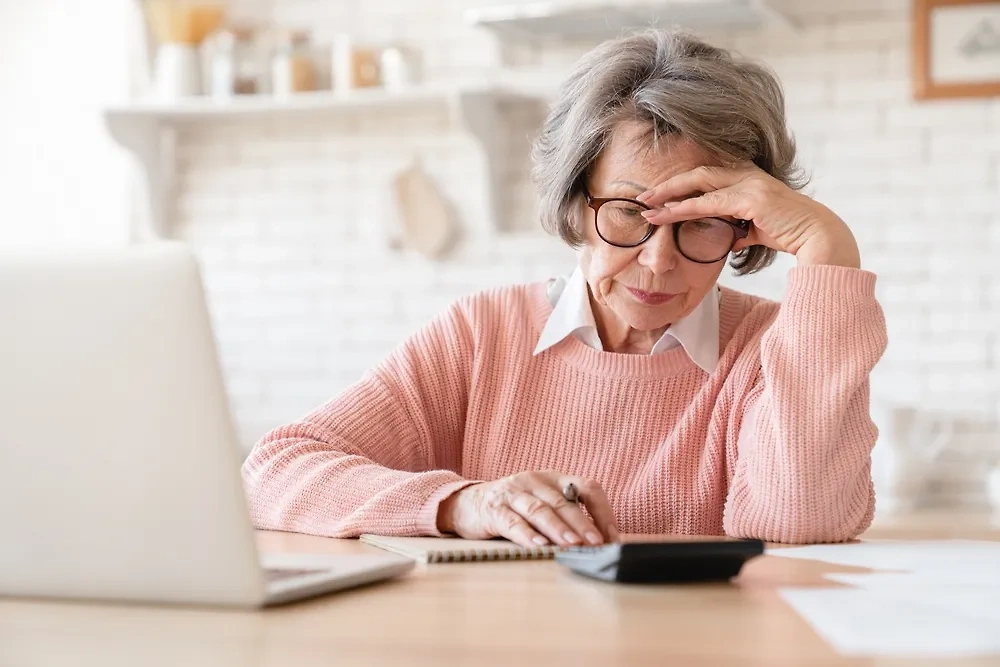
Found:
[104,84,531,122]
[104,83,544,238]
[465,0,793,39]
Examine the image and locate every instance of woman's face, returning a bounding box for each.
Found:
[578,123,729,337]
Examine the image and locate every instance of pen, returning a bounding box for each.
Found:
[562,482,580,503]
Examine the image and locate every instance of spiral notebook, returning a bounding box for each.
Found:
[359,535,558,564]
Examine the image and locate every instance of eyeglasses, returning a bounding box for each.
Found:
[584,189,751,264]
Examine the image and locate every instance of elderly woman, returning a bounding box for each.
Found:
[242,29,886,546]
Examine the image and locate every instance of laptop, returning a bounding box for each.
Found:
[0,242,414,608]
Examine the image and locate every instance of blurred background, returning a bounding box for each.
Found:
[1,0,998,518]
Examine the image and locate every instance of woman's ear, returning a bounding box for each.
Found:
[569,202,585,241]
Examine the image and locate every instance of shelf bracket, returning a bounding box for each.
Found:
[452,90,508,232]
[104,112,175,240]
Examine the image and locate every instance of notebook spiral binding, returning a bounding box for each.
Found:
[428,546,556,563]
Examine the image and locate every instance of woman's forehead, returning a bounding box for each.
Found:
[591,123,721,188]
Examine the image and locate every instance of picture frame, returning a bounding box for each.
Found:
[913,0,1000,100]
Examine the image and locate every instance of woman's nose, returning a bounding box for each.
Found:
[636,225,679,274]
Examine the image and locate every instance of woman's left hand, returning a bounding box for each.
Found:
[636,163,861,268]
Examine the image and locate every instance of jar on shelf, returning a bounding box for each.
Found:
[145,0,225,99]
[271,29,316,96]
[209,26,260,97]
[379,44,419,90]
[332,34,381,92]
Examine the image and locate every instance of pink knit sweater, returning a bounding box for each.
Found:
[242,265,887,544]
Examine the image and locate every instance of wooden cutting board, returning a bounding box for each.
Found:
[393,162,459,259]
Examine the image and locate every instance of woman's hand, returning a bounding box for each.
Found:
[636,164,861,269]
[437,471,619,548]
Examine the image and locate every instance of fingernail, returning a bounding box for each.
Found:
[564,532,582,545]
[641,209,658,219]
[585,532,602,545]
[636,191,652,202]
[533,536,550,546]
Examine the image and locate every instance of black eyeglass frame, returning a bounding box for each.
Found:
[584,189,752,264]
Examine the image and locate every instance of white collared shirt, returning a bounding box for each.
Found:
[533,267,720,373]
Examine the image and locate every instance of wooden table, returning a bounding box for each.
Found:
[2,513,999,667]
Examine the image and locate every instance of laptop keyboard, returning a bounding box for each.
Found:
[264,567,327,583]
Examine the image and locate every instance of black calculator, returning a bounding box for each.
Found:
[555,538,765,583]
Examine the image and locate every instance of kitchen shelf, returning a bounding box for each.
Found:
[104,83,530,122]
[104,83,545,238]
[465,0,794,40]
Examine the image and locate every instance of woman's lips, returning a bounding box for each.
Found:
[626,287,676,305]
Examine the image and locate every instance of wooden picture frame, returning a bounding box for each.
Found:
[913,0,1000,99]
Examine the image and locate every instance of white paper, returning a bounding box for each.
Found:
[770,540,1000,657]
[823,574,1000,623]
[769,540,1000,578]
[825,570,1000,589]
[779,588,1000,657]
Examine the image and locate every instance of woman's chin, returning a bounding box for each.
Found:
[614,305,680,333]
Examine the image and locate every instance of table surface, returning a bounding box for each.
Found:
[2,512,999,667]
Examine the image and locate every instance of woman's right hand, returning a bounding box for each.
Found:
[436,471,619,548]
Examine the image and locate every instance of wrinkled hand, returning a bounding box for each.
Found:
[637,164,861,269]
[437,471,619,548]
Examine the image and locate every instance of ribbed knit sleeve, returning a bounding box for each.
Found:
[722,265,888,544]
[241,300,479,538]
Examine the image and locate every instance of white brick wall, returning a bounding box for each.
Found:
[167,1,999,509]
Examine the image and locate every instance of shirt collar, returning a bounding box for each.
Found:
[533,267,604,355]
[533,267,720,373]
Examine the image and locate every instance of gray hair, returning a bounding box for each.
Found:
[531,28,807,275]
